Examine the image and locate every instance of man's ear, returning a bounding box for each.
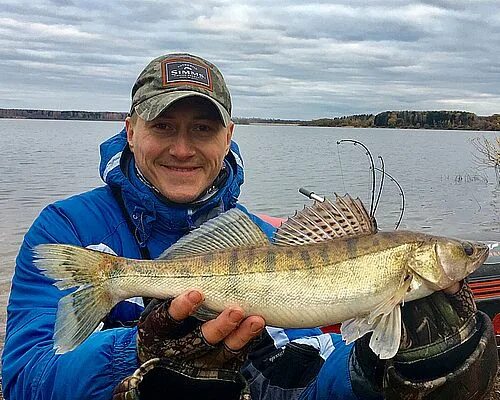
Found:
[225,122,234,154]
[125,116,135,152]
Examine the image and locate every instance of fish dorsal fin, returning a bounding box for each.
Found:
[158,208,271,260]
[273,193,376,246]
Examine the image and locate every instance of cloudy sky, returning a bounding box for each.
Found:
[1,0,499,119]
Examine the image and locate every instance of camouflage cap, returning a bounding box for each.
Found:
[130,53,232,126]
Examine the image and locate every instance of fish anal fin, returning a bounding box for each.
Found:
[273,194,376,247]
[158,208,270,260]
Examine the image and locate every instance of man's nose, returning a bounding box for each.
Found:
[168,132,195,159]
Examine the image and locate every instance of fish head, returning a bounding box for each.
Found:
[408,237,489,290]
[435,238,489,281]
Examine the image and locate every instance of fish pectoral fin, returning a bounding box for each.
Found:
[192,305,220,321]
[369,305,402,359]
[273,193,376,247]
[365,274,411,359]
[368,274,412,323]
[341,307,402,360]
[342,274,411,359]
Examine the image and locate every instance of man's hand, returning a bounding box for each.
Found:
[136,290,265,366]
[395,280,478,375]
[170,290,265,355]
[113,291,265,400]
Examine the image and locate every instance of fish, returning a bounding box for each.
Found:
[34,194,489,358]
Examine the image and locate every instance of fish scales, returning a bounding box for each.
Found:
[102,233,418,327]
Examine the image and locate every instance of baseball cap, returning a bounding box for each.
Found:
[130,53,232,126]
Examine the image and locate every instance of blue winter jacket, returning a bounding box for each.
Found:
[2,128,359,399]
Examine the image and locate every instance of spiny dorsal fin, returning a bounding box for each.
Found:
[158,208,271,260]
[273,193,376,247]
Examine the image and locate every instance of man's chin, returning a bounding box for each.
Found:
[158,188,202,204]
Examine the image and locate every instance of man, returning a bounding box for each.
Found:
[1,53,497,400]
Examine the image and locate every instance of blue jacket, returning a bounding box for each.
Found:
[2,128,358,399]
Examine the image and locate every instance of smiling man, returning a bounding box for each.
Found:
[2,53,497,400]
[2,53,270,400]
[126,96,234,204]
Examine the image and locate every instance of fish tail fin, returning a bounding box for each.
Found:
[34,244,117,353]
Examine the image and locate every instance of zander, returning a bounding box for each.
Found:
[34,194,489,358]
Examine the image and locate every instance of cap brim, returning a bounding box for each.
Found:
[134,91,231,127]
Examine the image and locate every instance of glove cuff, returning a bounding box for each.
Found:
[113,358,247,400]
[383,311,498,399]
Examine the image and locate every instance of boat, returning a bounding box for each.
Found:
[468,241,500,351]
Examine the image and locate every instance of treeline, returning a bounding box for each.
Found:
[233,117,302,125]
[1,108,499,131]
[0,108,127,121]
[305,114,375,128]
[303,111,500,131]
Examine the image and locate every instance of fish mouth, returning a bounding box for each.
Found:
[468,243,490,274]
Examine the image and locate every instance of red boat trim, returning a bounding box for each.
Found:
[469,279,500,300]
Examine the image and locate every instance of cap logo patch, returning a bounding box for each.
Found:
[162,60,212,90]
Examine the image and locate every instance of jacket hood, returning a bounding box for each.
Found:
[98,128,245,242]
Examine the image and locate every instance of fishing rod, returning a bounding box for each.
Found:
[373,156,385,219]
[373,166,405,230]
[336,139,376,218]
[334,139,406,230]
[299,139,405,229]
[298,187,325,202]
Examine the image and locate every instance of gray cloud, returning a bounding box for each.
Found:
[0,0,498,118]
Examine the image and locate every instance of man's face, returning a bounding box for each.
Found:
[126,97,234,203]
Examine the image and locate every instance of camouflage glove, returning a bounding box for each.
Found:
[352,282,498,399]
[112,298,255,400]
[393,281,478,377]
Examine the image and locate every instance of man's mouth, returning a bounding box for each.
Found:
[163,165,200,173]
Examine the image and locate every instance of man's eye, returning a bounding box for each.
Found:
[193,124,211,132]
[152,123,175,132]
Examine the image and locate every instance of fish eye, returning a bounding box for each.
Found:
[462,242,474,256]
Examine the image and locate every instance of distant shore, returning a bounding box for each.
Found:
[0,108,128,122]
[1,108,499,131]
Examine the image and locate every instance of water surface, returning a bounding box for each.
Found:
[0,119,498,344]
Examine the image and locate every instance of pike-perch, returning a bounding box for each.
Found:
[34,194,489,358]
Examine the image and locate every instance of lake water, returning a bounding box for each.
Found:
[0,119,499,345]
